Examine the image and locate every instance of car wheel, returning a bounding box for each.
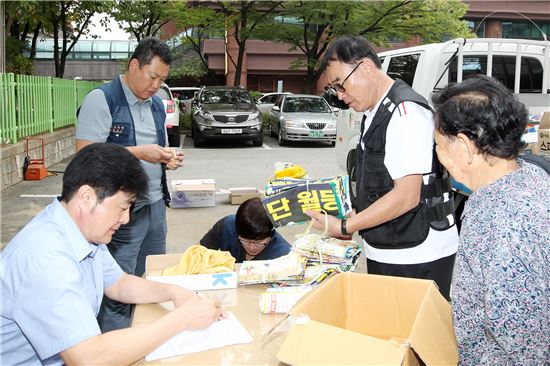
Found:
[193,125,204,148]
[331,141,336,146]
[269,122,276,137]
[252,135,264,146]
[277,125,287,146]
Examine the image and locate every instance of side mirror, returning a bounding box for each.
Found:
[272,106,280,111]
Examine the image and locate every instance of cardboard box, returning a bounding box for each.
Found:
[229,187,262,205]
[170,179,216,208]
[277,272,457,366]
[538,112,550,157]
[145,253,237,291]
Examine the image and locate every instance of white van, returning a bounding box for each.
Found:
[335,37,550,181]
[170,86,201,115]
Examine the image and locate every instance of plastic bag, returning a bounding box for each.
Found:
[274,162,307,179]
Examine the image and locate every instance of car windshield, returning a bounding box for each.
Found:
[175,90,197,100]
[282,97,331,113]
[200,89,252,104]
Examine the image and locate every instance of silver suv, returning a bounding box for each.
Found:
[191,86,263,147]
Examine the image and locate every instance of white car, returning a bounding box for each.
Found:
[170,86,200,115]
[155,83,180,147]
[256,92,292,115]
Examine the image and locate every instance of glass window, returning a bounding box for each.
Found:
[466,20,485,38]
[36,39,54,52]
[283,97,331,113]
[260,94,279,104]
[93,41,111,52]
[130,41,139,53]
[386,53,420,87]
[35,52,54,59]
[449,55,543,93]
[200,89,252,104]
[73,41,92,52]
[502,20,549,40]
[93,53,111,60]
[111,52,129,60]
[73,52,92,60]
[112,41,129,52]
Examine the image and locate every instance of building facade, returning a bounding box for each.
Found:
[28,1,550,91]
[161,0,550,93]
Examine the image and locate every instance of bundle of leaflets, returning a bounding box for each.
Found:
[276,265,341,287]
[258,286,313,314]
[292,234,361,266]
[238,252,307,285]
[261,175,352,227]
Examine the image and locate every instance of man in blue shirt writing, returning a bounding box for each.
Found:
[0,143,223,365]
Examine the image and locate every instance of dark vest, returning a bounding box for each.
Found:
[98,77,171,206]
[356,79,455,249]
[221,215,291,263]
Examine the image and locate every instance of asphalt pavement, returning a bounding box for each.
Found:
[1,135,366,273]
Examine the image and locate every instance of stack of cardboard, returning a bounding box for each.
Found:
[170,179,216,208]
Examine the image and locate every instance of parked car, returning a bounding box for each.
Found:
[268,94,337,146]
[191,86,263,147]
[170,86,200,115]
[255,92,292,115]
[155,83,180,147]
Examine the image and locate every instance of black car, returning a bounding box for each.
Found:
[191,86,263,147]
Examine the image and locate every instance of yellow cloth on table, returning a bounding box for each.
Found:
[161,244,236,276]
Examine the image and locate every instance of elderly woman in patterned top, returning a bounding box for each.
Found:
[432,75,549,365]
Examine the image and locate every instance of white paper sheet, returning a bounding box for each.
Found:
[145,312,253,361]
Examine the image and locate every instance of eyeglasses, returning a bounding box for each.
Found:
[239,236,271,248]
[326,60,364,94]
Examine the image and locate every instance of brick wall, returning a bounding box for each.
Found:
[1,127,75,190]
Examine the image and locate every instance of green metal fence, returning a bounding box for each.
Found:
[0,73,102,144]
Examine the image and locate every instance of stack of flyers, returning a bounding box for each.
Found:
[261,175,352,227]
[275,265,341,287]
[238,252,307,285]
[258,286,313,314]
[292,234,361,266]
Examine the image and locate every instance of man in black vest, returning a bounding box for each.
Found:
[307,36,458,299]
[76,38,183,331]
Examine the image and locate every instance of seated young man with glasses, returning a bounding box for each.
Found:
[199,198,291,262]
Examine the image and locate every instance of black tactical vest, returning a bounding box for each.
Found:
[356,79,455,249]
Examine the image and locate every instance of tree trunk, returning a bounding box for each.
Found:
[233,41,246,86]
[304,64,320,94]
[52,13,60,78]
[29,22,42,60]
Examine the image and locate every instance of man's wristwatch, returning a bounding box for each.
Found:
[340,218,349,236]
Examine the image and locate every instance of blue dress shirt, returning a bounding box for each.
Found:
[0,198,123,365]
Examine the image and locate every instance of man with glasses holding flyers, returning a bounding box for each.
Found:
[200,198,291,262]
[307,36,458,300]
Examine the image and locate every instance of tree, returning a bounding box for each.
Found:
[212,1,283,86]
[169,3,226,84]
[111,0,170,42]
[257,0,472,93]
[4,0,44,73]
[41,1,107,78]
